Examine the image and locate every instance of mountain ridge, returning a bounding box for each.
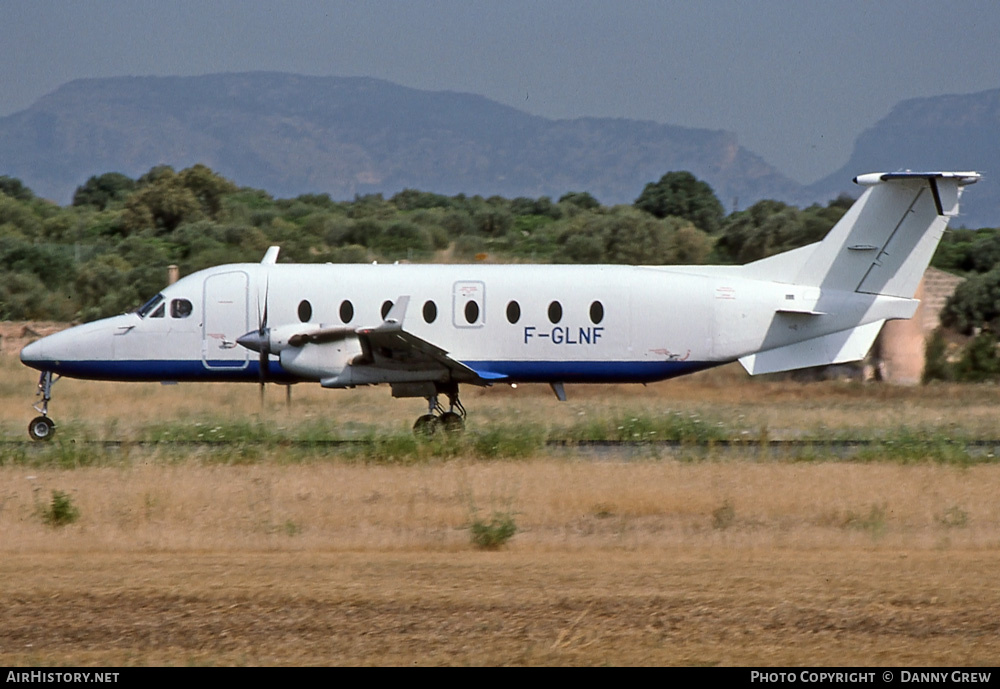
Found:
[0,72,804,209]
[0,73,996,226]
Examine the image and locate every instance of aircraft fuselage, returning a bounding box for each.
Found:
[19,261,900,386]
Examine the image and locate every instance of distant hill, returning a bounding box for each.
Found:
[0,73,803,209]
[808,88,1000,228]
[0,73,996,226]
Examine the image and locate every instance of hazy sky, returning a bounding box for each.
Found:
[2,0,998,183]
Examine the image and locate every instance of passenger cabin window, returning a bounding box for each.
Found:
[340,300,354,323]
[506,301,520,324]
[381,300,393,319]
[423,300,437,323]
[298,300,312,323]
[171,299,193,319]
[464,301,480,324]
[590,300,604,324]
[548,301,563,324]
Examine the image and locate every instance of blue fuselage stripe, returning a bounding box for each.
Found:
[31,359,295,383]
[29,358,718,385]
[462,360,718,383]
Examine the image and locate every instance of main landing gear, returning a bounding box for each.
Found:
[28,371,58,441]
[412,386,467,436]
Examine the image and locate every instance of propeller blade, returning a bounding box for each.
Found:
[258,273,270,384]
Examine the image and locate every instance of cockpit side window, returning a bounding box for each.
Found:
[171,298,193,319]
[137,294,165,318]
[150,303,165,318]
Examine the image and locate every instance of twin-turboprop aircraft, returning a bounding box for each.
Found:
[20,172,980,439]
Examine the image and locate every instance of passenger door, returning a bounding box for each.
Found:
[202,271,250,369]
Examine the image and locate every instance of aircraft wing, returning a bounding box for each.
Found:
[320,296,507,388]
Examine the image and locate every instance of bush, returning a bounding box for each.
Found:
[954,331,1000,382]
[469,511,518,550]
[40,490,80,527]
[922,328,953,382]
[712,500,736,530]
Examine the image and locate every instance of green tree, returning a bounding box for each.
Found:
[74,253,143,321]
[371,220,433,258]
[558,207,710,265]
[954,331,1000,382]
[0,176,34,201]
[559,191,600,211]
[178,164,238,219]
[940,267,1000,335]
[0,272,52,319]
[72,173,136,210]
[472,206,513,237]
[390,189,452,211]
[922,328,952,383]
[634,171,724,233]
[121,167,201,234]
[715,200,807,264]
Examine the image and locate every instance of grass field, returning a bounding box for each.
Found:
[2,352,1000,665]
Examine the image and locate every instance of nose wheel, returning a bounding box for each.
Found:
[28,371,58,441]
[28,415,55,441]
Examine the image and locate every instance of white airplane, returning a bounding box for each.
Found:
[19,171,979,440]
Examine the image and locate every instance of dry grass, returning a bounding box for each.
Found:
[5,351,1000,440]
[3,350,1000,665]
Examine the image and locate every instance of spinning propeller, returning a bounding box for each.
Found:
[235,275,272,401]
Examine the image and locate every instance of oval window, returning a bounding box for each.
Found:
[381,300,393,319]
[465,300,480,324]
[506,300,521,324]
[298,300,312,323]
[171,299,193,319]
[590,300,604,324]
[339,300,354,323]
[548,301,562,324]
[423,300,437,323]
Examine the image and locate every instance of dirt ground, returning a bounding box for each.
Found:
[3,549,999,666]
[3,458,1000,666]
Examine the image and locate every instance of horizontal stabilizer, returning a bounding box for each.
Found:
[738,320,885,376]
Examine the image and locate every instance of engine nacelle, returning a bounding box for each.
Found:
[279,336,364,380]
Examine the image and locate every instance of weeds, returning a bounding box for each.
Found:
[844,502,888,539]
[855,429,973,465]
[712,499,736,530]
[935,505,969,529]
[471,425,546,459]
[563,410,728,443]
[468,511,518,550]
[39,489,80,527]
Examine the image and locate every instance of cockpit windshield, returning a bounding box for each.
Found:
[136,293,165,318]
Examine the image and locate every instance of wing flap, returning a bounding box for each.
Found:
[323,296,504,387]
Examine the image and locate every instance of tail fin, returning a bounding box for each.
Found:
[744,171,980,298]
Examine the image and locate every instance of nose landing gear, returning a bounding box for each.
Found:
[28,371,58,441]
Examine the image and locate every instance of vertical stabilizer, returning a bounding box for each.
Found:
[743,172,979,298]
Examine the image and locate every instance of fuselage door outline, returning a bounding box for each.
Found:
[452,280,485,329]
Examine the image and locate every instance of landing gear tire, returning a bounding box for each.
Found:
[413,414,440,437]
[439,411,465,434]
[28,416,55,441]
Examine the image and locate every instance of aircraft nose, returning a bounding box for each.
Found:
[19,320,118,374]
[19,338,47,368]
